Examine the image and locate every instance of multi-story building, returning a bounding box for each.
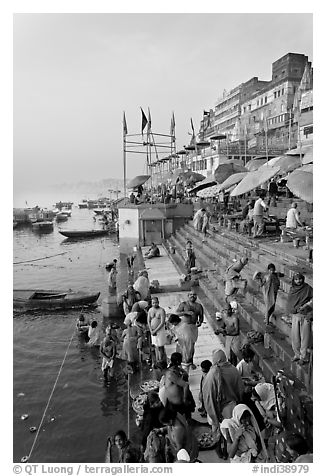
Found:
[150,52,312,183]
[240,53,311,153]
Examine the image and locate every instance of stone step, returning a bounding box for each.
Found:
[184,223,313,284]
[164,240,310,391]
[175,227,292,339]
[167,234,311,390]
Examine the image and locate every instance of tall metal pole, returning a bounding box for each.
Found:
[265,117,269,161]
[123,131,127,198]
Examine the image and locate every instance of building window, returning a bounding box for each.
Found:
[248,104,251,111]
[243,107,246,113]
[282,70,286,76]
[282,88,284,95]
[257,100,259,107]
[264,96,267,103]
[274,92,277,99]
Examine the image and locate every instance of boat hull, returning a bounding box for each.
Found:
[59,230,109,238]
[13,289,101,311]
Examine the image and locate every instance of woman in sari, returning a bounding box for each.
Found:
[168,314,198,367]
[286,272,313,365]
[193,208,205,231]
[185,240,196,274]
[220,404,268,463]
[252,382,282,458]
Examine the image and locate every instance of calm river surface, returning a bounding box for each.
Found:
[13,208,144,463]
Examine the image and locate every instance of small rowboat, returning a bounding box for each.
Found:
[59,229,109,238]
[32,221,54,232]
[13,289,100,311]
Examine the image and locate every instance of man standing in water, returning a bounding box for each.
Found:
[147,296,167,364]
[175,291,204,369]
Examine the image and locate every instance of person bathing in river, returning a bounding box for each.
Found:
[87,320,102,346]
[122,285,141,316]
[76,314,90,335]
[100,335,116,378]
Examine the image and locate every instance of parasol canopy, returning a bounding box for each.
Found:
[189,176,217,193]
[219,172,248,192]
[286,170,313,203]
[266,155,302,175]
[171,170,205,184]
[230,166,280,197]
[245,158,268,171]
[214,161,247,184]
[299,164,313,173]
[302,146,313,164]
[176,149,187,155]
[210,134,227,140]
[197,184,222,198]
[260,156,284,168]
[286,144,311,156]
[127,175,151,189]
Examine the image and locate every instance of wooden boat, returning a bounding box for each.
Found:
[59,229,109,238]
[56,212,69,222]
[32,221,54,232]
[13,289,100,311]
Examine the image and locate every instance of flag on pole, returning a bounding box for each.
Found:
[170,112,175,137]
[147,107,152,133]
[141,107,148,135]
[190,118,195,137]
[123,112,128,135]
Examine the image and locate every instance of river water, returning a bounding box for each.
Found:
[13,208,144,463]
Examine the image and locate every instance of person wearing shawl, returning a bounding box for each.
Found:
[202,349,244,442]
[252,382,283,458]
[220,404,268,463]
[193,208,205,231]
[253,263,284,327]
[286,273,313,365]
[133,270,151,301]
[224,257,248,303]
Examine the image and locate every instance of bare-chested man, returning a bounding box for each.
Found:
[175,291,204,369]
[147,296,167,363]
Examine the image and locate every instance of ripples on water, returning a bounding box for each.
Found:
[13,209,144,463]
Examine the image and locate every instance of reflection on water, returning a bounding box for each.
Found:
[13,208,144,463]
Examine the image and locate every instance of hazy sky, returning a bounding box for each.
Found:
[13,12,313,192]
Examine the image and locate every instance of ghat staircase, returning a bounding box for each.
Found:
[165,220,313,395]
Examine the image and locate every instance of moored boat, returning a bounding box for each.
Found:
[13,289,101,311]
[32,221,54,232]
[59,229,109,238]
[55,211,69,222]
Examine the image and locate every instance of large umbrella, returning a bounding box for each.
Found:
[287,170,313,203]
[302,146,313,165]
[197,184,222,198]
[219,172,248,192]
[189,176,217,193]
[268,155,302,175]
[127,175,151,189]
[230,166,280,197]
[214,161,247,184]
[286,144,311,156]
[245,158,268,172]
[172,170,205,184]
[260,156,284,168]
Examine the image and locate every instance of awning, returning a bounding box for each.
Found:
[210,134,227,140]
[189,176,217,193]
[127,175,151,189]
[219,172,248,192]
[230,166,280,197]
[287,170,313,204]
[214,161,247,183]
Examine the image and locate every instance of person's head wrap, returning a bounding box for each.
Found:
[212,349,227,366]
[176,449,190,462]
[254,383,276,411]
